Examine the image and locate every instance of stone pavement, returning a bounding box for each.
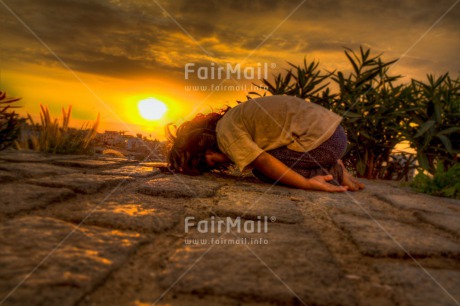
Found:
[0,151,459,306]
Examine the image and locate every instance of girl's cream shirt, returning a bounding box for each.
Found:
[216,95,343,172]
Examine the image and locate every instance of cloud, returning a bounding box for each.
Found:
[1,0,459,81]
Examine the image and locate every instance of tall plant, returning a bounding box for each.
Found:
[327,47,413,179]
[0,91,23,150]
[248,58,332,101]
[401,74,460,174]
[251,47,413,179]
[247,46,459,180]
[16,105,100,154]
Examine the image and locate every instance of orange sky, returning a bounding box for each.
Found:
[1,0,459,140]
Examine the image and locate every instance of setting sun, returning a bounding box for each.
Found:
[138,98,167,120]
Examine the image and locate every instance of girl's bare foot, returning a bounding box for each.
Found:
[338,160,365,191]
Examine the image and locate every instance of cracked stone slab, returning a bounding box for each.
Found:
[0,152,56,163]
[138,175,223,198]
[0,216,143,306]
[160,222,356,305]
[299,191,373,212]
[97,157,138,163]
[0,184,74,214]
[52,159,122,168]
[0,152,85,163]
[49,200,181,233]
[374,263,460,306]
[99,166,161,178]
[0,162,78,179]
[376,193,460,215]
[232,181,294,197]
[415,212,460,236]
[0,170,16,183]
[215,186,303,223]
[320,192,395,220]
[358,178,409,194]
[28,173,134,194]
[138,162,167,168]
[333,214,460,258]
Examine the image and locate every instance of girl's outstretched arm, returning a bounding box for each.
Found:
[249,152,348,193]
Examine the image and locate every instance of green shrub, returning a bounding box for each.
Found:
[250,47,414,179]
[0,91,23,150]
[326,47,411,179]
[401,74,460,174]
[16,105,100,154]
[248,58,331,100]
[411,163,460,199]
[248,46,458,180]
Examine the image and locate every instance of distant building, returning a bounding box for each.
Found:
[93,130,168,161]
[96,131,126,147]
[127,136,144,151]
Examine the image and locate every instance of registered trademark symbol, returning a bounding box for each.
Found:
[270,63,277,69]
[270,216,276,222]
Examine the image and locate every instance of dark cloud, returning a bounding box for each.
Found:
[1,0,459,79]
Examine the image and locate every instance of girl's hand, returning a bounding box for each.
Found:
[306,175,348,192]
[250,152,348,192]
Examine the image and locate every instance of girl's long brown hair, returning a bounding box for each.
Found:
[165,107,231,175]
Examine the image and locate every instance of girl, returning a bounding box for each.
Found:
[165,95,364,192]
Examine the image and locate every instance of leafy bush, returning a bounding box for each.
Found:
[248,46,458,180]
[401,74,460,174]
[250,47,414,179]
[411,163,460,199]
[326,48,412,179]
[16,105,100,154]
[0,91,23,150]
[248,59,331,100]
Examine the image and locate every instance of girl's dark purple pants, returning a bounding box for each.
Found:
[252,125,347,186]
